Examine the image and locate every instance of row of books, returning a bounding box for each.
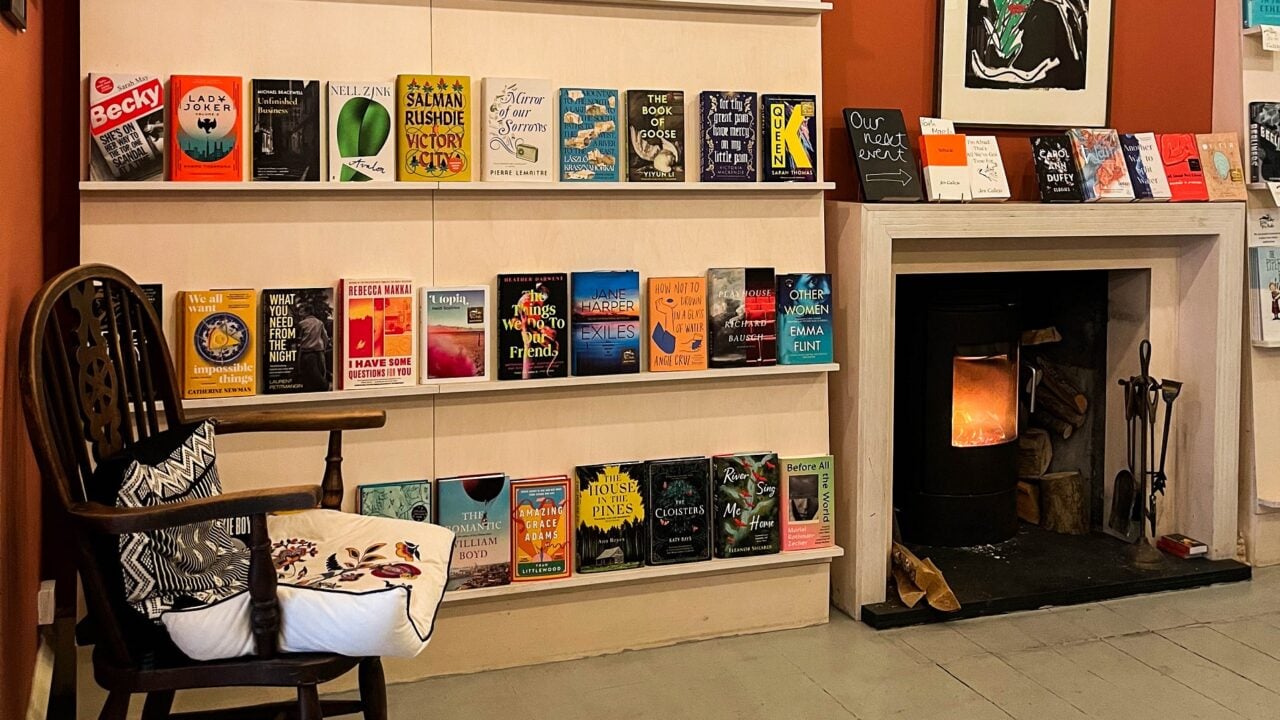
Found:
[1245,0,1280,27]
[173,269,833,399]
[357,452,835,590]
[88,73,818,185]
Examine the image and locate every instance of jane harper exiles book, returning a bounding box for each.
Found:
[178,289,256,399]
[699,90,757,182]
[397,74,471,182]
[713,452,780,559]
[511,475,572,582]
[644,457,712,565]
[627,90,684,182]
[559,88,619,182]
[708,268,776,368]
[648,276,707,372]
[570,271,640,376]
[261,288,333,394]
[420,287,488,383]
[575,462,645,573]
[339,279,415,389]
[328,81,395,182]
[436,473,511,590]
[497,273,568,380]
[88,74,165,181]
[251,79,320,181]
[170,75,243,181]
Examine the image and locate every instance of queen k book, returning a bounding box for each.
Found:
[88,74,165,181]
[708,268,776,368]
[762,94,817,182]
[251,79,320,181]
[359,480,432,523]
[648,276,707,372]
[571,271,640,376]
[781,455,833,551]
[421,287,488,383]
[559,88,619,182]
[699,91,757,182]
[644,457,712,565]
[328,82,395,182]
[777,273,832,365]
[261,288,333,394]
[482,77,553,181]
[497,273,568,380]
[179,290,256,399]
[713,452,780,559]
[575,462,645,573]
[436,473,511,590]
[170,75,243,181]
[627,90,684,182]
[511,476,572,581]
[339,280,415,389]
[398,74,472,182]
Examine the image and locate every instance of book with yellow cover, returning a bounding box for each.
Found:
[397,74,471,182]
[179,289,256,399]
[510,475,572,581]
[648,276,707,372]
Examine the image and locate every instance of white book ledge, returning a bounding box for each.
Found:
[441,546,844,605]
[487,0,832,14]
[79,181,834,195]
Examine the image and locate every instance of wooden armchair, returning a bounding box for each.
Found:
[20,265,390,720]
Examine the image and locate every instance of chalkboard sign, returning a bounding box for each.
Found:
[843,108,922,202]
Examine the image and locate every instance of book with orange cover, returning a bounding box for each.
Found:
[178,289,256,399]
[920,134,970,201]
[1158,133,1209,202]
[170,75,243,181]
[1196,133,1248,202]
[339,279,415,389]
[648,276,708,372]
[510,475,572,581]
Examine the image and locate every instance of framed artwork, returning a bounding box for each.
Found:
[937,0,1113,128]
[1,0,26,31]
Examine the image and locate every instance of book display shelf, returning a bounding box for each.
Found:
[80,0,837,693]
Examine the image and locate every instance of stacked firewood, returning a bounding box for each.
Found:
[1017,340,1090,535]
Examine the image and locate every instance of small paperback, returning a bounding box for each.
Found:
[920,134,970,201]
[965,135,1010,201]
[359,480,432,523]
[421,287,488,383]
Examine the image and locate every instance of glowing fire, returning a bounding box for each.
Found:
[952,354,1018,448]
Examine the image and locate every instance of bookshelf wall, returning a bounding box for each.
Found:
[79,0,835,699]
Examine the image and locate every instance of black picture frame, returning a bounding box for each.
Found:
[2,0,27,31]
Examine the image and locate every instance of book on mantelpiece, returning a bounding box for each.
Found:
[436,473,511,590]
[178,289,256,399]
[781,455,834,552]
[482,77,553,182]
[575,462,645,573]
[645,456,712,565]
[420,287,488,383]
[261,288,334,395]
[510,475,573,582]
[1119,133,1159,202]
[843,108,922,202]
[1031,135,1083,202]
[699,90,757,182]
[708,268,776,368]
[1245,0,1280,27]
[1250,246,1280,345]
[627,89,685,182]
[712,452,780,559]
[497,273,568,381]
[1250,102,1280,184]
[776,273,832,366]
[251,79,320,181]
[398,74,472,182]
[964,135,1010,202]
[328,81,395,182]
[359,479,432,523]
[761,94,818,182]
[88,74,165,181]
[338,279,415,389]
[1196,133,1248,202]
[1066,129,1134,202]
[648,276,707,372]
[170,75,243,181]
[920,134,970,201]
[571,270,640,376]
[559,88,619,182]
[1157,133,1210,202]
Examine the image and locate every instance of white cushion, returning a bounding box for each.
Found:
[160,509,455,661]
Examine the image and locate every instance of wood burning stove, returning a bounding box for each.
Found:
[896,277,1021,546]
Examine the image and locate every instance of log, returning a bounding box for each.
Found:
[1038,358,1088,414]
[1017,428,1053,478]
[1021,327,1062,346]
[1033,414,1073,440]
[1040,471,1089,535]
[1017,480,1041,524]
[1037,390,1086,429]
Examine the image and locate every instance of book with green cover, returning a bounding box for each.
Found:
[358,479,432,522]
[713,452,780,558]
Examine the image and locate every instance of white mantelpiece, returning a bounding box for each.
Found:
[825,202,1246,618]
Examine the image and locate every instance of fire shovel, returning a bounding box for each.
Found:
[1149,380,1183,537]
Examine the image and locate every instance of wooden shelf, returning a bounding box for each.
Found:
[80,180,833,195]
[441,545,844,605]
[182,363,838,411]
[494,0,832,14]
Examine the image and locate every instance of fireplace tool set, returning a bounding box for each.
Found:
[1107,340,1182,567]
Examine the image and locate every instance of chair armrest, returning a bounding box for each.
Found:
[197,409,387,435]
[68,485,321,535]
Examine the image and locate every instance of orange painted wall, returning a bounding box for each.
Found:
[822,2,1218,201]
[0,1,45,718]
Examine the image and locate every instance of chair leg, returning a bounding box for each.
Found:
[141,690,175,720]
[298,684,323,720]
[98,691,130,720]
[359,657,389,720]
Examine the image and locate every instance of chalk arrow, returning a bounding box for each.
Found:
[866,169,912,186]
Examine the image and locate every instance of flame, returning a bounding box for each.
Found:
[952,354,1018,448]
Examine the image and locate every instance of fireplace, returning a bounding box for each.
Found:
[895,279,1021,546]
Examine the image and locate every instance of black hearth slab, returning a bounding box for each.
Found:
[861,523,1251,630]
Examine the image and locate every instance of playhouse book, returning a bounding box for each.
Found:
[559,88,619,182]
[397,74,471,182]
[708,267,776,368]
[647,276,708,372]
[570,270,640,376]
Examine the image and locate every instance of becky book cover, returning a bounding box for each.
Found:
[261,288,334,394]
[359,480,432,523]
[170,75,243,181]
[645,457,712,565]
[511,476,572,581]
[559,88,619,182]
[88,73,165,181]
[575,462,646,573]
[436,473,511,590]
[339,280,415,389]
[328,82,395,182]
[497,273,568,381]
[179,290,256,399]
[713,452,781,559]
[398,74,471,182]
[421,287,488,383]
[571,270,640,376]
[648,276,707,372]
[781,455,834,551]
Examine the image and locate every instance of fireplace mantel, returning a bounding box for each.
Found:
[825,201,1246,618]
